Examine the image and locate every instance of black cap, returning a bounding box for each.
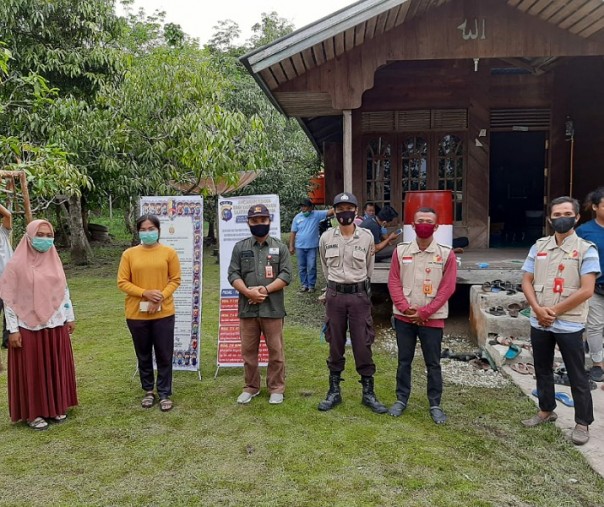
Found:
[300,199,313,207]
[247,204,271,218]
[333,192,358,207]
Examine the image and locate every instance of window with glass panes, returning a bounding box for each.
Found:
[365,136,392,210]
[437,135,464,221]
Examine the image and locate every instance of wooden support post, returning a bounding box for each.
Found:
[343,109,352,193]
[19,172,33,223]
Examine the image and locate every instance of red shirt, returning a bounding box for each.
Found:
[388,246,457,328]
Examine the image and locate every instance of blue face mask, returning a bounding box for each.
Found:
[139,230,159,245]
[381,226,388,236]
[31,237,54,253]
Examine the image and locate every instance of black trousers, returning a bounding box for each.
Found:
[394,319,443,407]
[127,315,175,399]
[531,327,594,426]
[324,288,376,377]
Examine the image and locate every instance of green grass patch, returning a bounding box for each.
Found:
[0,245,603,506]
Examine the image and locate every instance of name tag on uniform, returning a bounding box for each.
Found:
[536,252,548,260]
[402,256,413,264]
[269,247,279,255]
[265,265,274,278]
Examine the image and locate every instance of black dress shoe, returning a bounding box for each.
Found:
[430,406,447,424]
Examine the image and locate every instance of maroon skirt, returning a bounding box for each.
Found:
[8,325,78,423]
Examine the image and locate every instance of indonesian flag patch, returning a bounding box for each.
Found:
[402,256,413,264]
[536,252,548,260]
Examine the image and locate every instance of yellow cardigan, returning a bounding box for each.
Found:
[117,243,181,320]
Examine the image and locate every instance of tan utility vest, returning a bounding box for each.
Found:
[531,233,593,323]
[392,241,452,320]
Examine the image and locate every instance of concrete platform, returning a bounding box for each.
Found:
[506,366,604,479]
[372,247,526,284]
[468,285,531,347]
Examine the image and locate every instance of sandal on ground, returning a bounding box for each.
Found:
[159,398,173,412]
[141,392,157,409]
[50,414,68,424]
[510,362,530,375]
[28,417,49,431]
[504,344,521,360]
[555,392,574,407]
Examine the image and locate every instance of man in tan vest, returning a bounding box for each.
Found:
[521,196,600,445]
[387,207,457,424]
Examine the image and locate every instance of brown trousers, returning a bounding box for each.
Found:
[239,317,285,394]
[324,288,376,377]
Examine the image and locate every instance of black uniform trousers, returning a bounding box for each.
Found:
[324,288,376,377]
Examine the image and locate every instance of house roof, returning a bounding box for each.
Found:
[240,0,604,151]
[241,0,604,96]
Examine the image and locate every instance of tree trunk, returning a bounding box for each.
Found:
[68,195,93,265]
[125,201,138,245]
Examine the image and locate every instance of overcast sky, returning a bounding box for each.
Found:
[117,0,356,45]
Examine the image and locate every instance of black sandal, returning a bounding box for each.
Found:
[141,392,156,409]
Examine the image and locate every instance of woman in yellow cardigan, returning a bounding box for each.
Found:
[118,215,181,411]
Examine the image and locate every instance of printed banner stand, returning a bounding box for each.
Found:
[215,194,280,378]
[139,196,203,379]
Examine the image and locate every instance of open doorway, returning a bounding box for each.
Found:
[489,131,547,247]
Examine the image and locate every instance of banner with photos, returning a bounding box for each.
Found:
[217,194,280,369]
[140,196,203,372]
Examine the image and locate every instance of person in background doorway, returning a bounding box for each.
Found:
[387,207,457,424]
[0,204,13,352]
[318,192,387,414]
[576,187,604,382]
[289,199,332,293]
[118,214,181,412]
[354,202,380,225]
[521,196,599,445]
[229,204,292,405]
[0,219,77,430]
[360,205,400,261]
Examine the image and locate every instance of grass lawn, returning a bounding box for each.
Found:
[0,240,603,506]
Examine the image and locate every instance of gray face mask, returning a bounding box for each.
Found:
[550,216,576,234]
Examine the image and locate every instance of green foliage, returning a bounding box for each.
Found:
[205,12,321,228]
[94,45,269,206]
[0,0,124,98]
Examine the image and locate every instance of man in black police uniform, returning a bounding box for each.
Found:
[318,192,387,414]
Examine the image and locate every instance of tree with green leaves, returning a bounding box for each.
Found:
[0,0,124,263]
[205,12,322,228]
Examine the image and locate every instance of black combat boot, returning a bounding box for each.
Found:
[318,372,342,411]
[360,376,388,414]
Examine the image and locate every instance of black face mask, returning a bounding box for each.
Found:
[550,216,576,234]
[336,211,356,226]
[250,223,270,237]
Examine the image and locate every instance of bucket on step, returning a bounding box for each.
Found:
[403,190,454,246]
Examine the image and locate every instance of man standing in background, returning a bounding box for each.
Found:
[576,187,604,382]
[289,199,332,293]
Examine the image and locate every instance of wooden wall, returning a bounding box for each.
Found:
[551,57,604,212]
[295,2,604,245]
